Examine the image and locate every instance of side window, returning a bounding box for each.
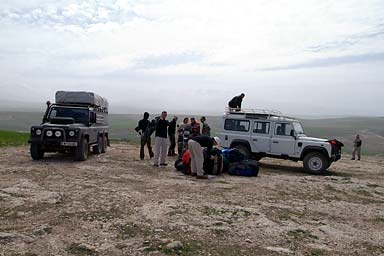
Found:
[49,109,57,118]
[275,123,293,136]
[224,119,250,132]
[253,121,270,134]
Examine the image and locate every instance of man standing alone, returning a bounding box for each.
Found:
[154,111,169,167]
[351,134,362,160]
[135,112,154,160]
[200,116,211,137]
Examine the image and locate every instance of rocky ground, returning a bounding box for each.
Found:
[0,143,383,256]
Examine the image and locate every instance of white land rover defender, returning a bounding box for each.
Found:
[219,109,343,174]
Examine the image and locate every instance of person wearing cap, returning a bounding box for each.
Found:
[188,135,221,179]
[228,93,245,111]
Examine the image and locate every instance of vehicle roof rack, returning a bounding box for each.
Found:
[224,108,295,120]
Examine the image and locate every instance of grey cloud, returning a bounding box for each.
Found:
[257,52,384,71]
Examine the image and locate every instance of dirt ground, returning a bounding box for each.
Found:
[0,143,383,256]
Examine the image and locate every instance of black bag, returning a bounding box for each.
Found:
[228,160,259,177]
[203,148,223,175]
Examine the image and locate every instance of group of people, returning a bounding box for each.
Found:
[135,111,218,178]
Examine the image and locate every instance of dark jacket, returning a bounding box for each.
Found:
[155,118,169,138]
[135,112,150,134]
[191,136,214,155]
[228,95,243,108]
[168,119,177,135]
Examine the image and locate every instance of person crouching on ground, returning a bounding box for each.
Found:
[188,136,221,179]
[135,112,154,160]
[154,111,170,167]
[351,134,362,160]
[168,116,178,156]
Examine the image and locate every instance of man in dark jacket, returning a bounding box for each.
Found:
[135,112,154,160]
[168,116,178,156]
[153,111,170,167]
[228,93,245,110]
[190,117,201,138]
[188,135,221,179]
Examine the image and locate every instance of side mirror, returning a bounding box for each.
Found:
[290,130,296,139]
[90,112,97,124]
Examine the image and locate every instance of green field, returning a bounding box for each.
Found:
[0,130,29,147]
[0,111,383,156]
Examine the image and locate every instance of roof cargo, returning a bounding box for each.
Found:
[55,91,109,110]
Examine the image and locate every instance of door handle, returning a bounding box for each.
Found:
[253,139,258,141]
[273,141,279,144]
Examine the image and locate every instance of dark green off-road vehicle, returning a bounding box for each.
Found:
[28,91,109,161]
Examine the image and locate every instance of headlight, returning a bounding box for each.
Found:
[46,130,53,137]
[69,131,75,137]
[35,129,42,135]
[55,131,62,137]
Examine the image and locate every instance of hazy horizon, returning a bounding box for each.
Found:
[1,0,383,116]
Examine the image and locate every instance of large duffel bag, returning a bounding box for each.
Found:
[228,160,259,177]
[222,148,247,162]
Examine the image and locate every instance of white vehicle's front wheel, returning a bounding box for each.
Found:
[303,152,328,174]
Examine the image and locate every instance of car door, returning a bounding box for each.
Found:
[250,121,271,153]
[270,122,296,156]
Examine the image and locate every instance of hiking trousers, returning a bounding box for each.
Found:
[188,140,204,176]
[140,135,154,160]
[154,137,167,165]
[352,146,361,160]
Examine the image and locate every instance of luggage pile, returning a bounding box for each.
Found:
[174,147,259,177]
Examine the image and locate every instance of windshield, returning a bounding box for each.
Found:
[293,122,305,135]
[48,107,89,123]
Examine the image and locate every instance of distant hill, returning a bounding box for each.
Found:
[0,111,383,156]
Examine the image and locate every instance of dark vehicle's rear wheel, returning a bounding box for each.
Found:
[75,137,89,161]
[303,152,328,174]
[101,135,107,153]
[254,154,263,161]
[233,144,251,159]
[30,143,44,160]
[93,136,103,154]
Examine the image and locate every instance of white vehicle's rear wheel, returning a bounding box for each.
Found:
[234,144,251,159]
[303,152,328,174]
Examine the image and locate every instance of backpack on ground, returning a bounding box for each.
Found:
[221,148,247,172]
[228,160,259,177]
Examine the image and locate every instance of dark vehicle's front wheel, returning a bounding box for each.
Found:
[101,135,107,153]
[75,137,89,161]
[30,143,44,160]
[93,136,103,154]
[303,152,328,174]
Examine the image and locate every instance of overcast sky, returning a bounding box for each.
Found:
[0,0,383,115]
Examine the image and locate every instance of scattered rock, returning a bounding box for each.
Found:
[0,232,18,241]
[245,238,252,243]
[33,224,52,236]
[165,241,183,250]
[265,246,293,254]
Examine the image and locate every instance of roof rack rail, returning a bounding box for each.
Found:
[225,108,283,116]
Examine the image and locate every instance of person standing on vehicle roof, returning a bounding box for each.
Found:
[153,111,170,167]
[188,135,221,179]
[168,116,178,156]
[351,134,362,160]
[200,116,211,137]
[228,93,245,111]
[135,112,154,160]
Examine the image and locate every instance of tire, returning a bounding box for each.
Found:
[75,137,89,161]
[303,152,328,174]
[92,136,103,154]
[234,144,251,159]
[254,154,263,161]
[101,135,107,153]
[30,143,44,160]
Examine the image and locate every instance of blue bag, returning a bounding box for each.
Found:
[228,160,259,177]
